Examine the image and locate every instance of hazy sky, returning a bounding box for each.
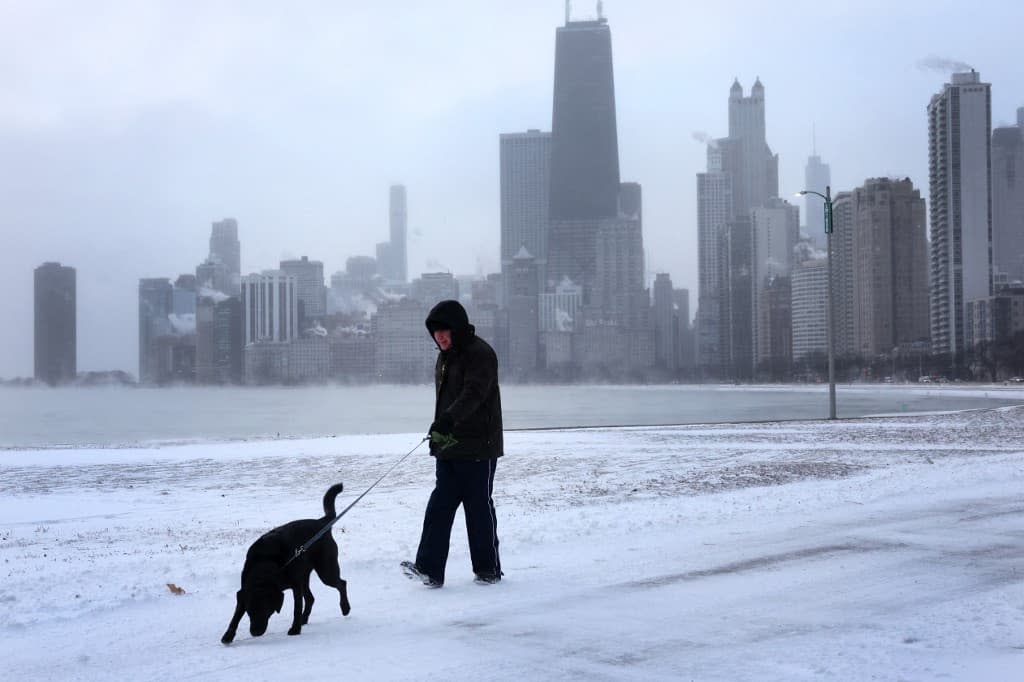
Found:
[2,0,1022,378]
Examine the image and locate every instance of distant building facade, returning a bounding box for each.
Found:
[209,218,241,295]
[500,129,551,296]
[372,298,433,383]
[992,108,1024,283]
[803,152,831,250]
[34,262,76,385]
[280,256,327,328]
[928,70,993,356]
[241,271,298,383]
[376,185,408,283]
[851,178,930,356]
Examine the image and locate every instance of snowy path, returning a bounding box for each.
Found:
[1,408,1023,680]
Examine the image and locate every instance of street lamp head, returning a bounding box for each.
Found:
[795,191,808,197]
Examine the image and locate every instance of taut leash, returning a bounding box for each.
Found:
[285,436,430,566]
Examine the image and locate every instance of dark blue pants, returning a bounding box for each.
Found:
[415,458,501,584]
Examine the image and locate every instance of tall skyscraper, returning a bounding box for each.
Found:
[389,184,407,283]
[549,14,619,221]
[726,215,754,380]
[209,219,241,295]
[728,78,779,214]
[34,262,76,385]
[851,178,930,355]
[830,192,858,356]
[804,150,832,250]
[377,185,408,283]
[696,144,733,374]
[500,130,551,294]
[992,108,1024,283]
[652,273,677,371]
[138,278,173,383]
[696,79,780,379]
[507,247,540,379]
[927,70,993,356]
[280,256,326,327]
[547,12,621,301]
[751,198,799,370]
[136,276,196,384]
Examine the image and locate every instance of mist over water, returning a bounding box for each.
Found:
[2,384,1022,449]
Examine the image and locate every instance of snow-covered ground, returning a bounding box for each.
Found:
[2,408,1023,680]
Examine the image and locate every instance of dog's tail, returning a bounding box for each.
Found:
[323,482,344,518]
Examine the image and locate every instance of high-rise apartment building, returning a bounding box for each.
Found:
[280,256,326,327]
[373,298,433,383]
[196,292,242,384]
[241,271,298,346]
[209,218,241,295]
[791,257,828,361]
[411,272,459,305]
[992,108,1024,283]
[928,70,993,356]
[500,130,551,294]
[673,289,693,369]
[851,178,930,355]
[507,248,540,379]
[696,144,733,374]
[652,273,677,371]
[138,278,173,383]
[829,192,857,356]
[241,271,298,383]
[726,215,754,380]
[390,185,408,282]
[751,199,799,370]
[34,262,76,385]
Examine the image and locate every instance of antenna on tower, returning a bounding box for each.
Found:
[565,0,571,23]
[812,122,817,156]
[597,0,604,19]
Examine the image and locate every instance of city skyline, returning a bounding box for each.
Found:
[2,1,1023,377]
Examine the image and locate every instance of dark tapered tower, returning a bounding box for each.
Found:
[547,9,621,301]
[549,17,620,220]
[34,262,76,385]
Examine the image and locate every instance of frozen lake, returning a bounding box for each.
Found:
[2,382,1024,448]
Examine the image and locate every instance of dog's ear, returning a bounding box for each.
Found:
[273,591,284,614]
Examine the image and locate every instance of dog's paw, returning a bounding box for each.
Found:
[287,625,302,636]
[341,602,351,617]
[221,631,235,644]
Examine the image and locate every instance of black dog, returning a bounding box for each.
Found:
[221,483,352,643]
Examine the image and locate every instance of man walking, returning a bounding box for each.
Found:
[402,300,503,587]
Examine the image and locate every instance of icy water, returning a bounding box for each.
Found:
[2,383,1023,448]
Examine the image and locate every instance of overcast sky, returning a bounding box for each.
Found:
[2,0,1022,378]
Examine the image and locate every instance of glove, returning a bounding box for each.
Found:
[429,413,454,437]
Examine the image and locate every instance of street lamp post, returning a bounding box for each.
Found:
[797,185,837,420]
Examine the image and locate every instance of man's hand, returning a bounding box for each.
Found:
[429,413,454,437]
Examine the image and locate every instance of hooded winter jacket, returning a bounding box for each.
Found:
[424,300,503,460]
